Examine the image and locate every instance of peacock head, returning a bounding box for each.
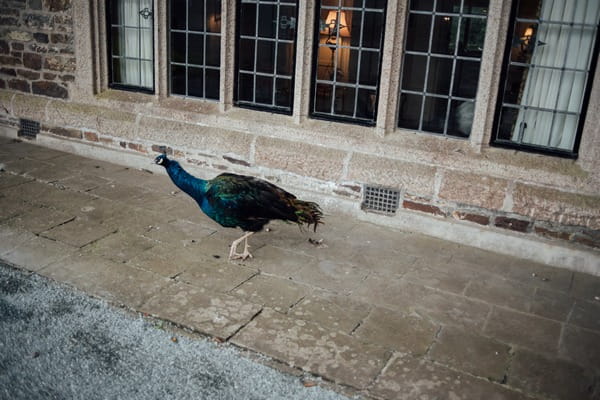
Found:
[154,154,170,167]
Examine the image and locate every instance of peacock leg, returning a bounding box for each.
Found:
[229,231,254,260]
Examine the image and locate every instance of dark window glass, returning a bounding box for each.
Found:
[311,0,387,124]
[235,0,298,113]
[491,0,600,156]
[108,0,154,92]
[169,0,221,100]
[398,0,489,136]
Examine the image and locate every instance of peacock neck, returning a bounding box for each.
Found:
[166,161,207,199]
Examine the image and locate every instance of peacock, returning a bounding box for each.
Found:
[154,154,323,260]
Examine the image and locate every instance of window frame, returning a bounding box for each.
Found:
[233,0,299,115]
[106,0,156,94]
[309,0,388,127]
[490,0,600,159]
[167,0,222,101]
[396,0,489,138]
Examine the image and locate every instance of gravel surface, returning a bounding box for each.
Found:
[0,262,352,400]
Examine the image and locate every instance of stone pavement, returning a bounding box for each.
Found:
[1,137,599,400]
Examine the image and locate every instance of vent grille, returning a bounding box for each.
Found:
[362,185,400,215]
[18,118,40,139]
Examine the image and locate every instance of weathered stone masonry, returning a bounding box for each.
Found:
[0,0,599,254]
[0,0,74,99]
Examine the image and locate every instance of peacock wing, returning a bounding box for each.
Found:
[205,174,299,223]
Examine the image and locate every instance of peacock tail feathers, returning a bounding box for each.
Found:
[292,199,323,232]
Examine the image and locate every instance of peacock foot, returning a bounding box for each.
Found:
[229,232,254,261]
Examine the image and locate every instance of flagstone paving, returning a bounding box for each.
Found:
[1,137,599,399]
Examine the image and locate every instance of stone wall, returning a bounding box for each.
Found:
[0,0,598,256]
[0,0,74,99]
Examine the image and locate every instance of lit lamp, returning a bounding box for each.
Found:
[520,26,534,52]
[322,10,350,44]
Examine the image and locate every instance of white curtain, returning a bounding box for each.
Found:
[117,0,153,88]
[514,0,600,150]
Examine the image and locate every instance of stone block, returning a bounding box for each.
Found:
[509,349,596,400]
[141,281,262,340]
[369,353,527,400]
[137,117,252,160]
[8,79,30,93]
[347,153,437,196]
[45,0,72,12]
[439,171,508,210]
[232,274,309,313]
[45,101,136,137]
[22,52,42,70]
[11,93,48,121]
[255,136,345,182]
[512,183,600,229]
[231,308,390,389]
[32,81,68,98]
[484,307,561,354]
[428,326,511,382]
[353,307,438,355]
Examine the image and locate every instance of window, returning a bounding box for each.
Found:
[169,0,221,100]
[311,0,387,125]
[492,0,600,157]
[107,0,155,92]
[397,0,489,137]
[235,0,298,113]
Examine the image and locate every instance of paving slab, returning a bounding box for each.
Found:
[39,253,170,308]
[529,287,575,322]
[177,258,258,293]
[0,225,38,256]
[5,206,75,234]
[41,218,117,248]
[0,172,33,190]
[1,235,78,272]
[570,272,600,301]
[352,307,439,355]
[465,275,535,313]
[290,290,371,334]
[231,308,391,389]
[56,173,112,192]
[403,265,472,294]
[509,348,597,400]
[428,326,512,382]
[232,274,310,313]
[414,289,492,331]
[369,353,529,400]
[140,281,263,340]
[568,300,600,332]
[82,231,156,263]
[484,307,562,355]
[558,325,600,371]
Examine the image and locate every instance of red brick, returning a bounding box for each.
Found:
[533,226,571,241]
[403,200,446,217]
[151,144,173,155]
[127,142,147,153]
[452,211,490,226]
[494,216,531,233]
[83,131,99,142]
[98,136,113,145]
[47,126,82,139]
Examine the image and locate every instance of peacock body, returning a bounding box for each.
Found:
[154,154,323,259]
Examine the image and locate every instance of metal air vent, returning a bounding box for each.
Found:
[18,118,40,139]
[361,185,400,215]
